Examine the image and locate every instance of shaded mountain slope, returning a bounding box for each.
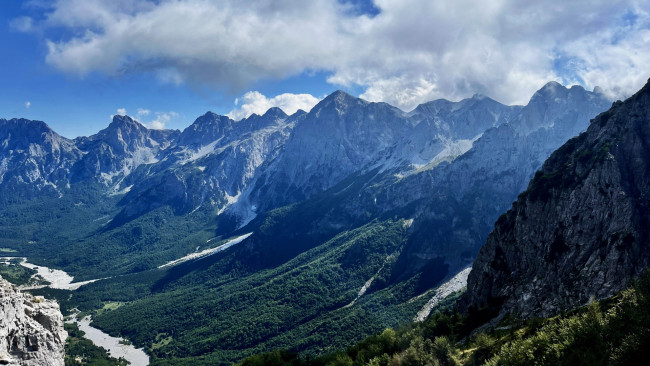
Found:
[464,78,650,318]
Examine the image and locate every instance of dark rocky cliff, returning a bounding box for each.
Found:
[463,78,650,318]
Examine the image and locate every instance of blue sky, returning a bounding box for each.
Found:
[1,0,649,138]
[0,2,341,137]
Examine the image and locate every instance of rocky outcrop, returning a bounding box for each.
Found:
[0,276,66,366]
[463,78,650,318]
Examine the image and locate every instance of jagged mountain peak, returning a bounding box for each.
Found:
[0,117,58,137]
[411,98,454,114]
[528,81,595,105]
[242,107,289,127]
[0,118,79,196]
[0,118,70,152]
[1,117,50,128]
[529,81,569,101]
[458,93,503,108]
[291,109,308,118]
[541,80,564,89]
[569,84,587,92]
[191,111,231,125]
[109,114,142,127]
[510,81,611,136]
[309,90,368,117]
[411,93,502,116]
[593,85,605,95]
[262,106,288,119]
[93,114,151,144]
[326,89,357,101]
[94,114,151,143]
[405,94,511,141]
[177,112,233,146]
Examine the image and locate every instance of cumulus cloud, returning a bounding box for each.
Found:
[227,92,321,120]
[116,108,127,116]
[19,0,650,109]
[25,101,31,109]
[140,111,178,129]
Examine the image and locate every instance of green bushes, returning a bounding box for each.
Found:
[238,271,650,366]
[0,259,37,286]
[485,272,650,365]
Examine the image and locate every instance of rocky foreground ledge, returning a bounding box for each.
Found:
[0,276,66,366]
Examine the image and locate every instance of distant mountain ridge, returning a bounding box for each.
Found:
[0,83,611,258]
[0,84,609,220]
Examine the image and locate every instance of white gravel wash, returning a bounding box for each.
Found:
[68,315,150,366]
[414,267,472,322]
[159,232,253,268]
[1,257,101,290]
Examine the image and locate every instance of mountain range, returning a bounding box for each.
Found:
[259,77,650,366]
[0,82,613,365]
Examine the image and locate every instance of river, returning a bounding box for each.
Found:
[2,232,252,365]
[1,257,148,365]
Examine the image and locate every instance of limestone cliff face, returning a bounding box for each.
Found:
[0,277,66,366]
[464,79,650,318]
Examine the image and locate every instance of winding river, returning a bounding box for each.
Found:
[1,257,148,365]
[2,234,253,365]
[0,257,102,290]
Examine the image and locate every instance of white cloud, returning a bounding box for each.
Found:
[227,92,321,120]
[140,111,178,129]
[25,101,31,109]
[19,0,650,109]
[116,108,127,116]
[136,108,151,117]
[557,25,650,101]
[10,16,35,32]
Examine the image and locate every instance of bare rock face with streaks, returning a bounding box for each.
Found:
[463,78,650,319]
[0,276,66,366]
